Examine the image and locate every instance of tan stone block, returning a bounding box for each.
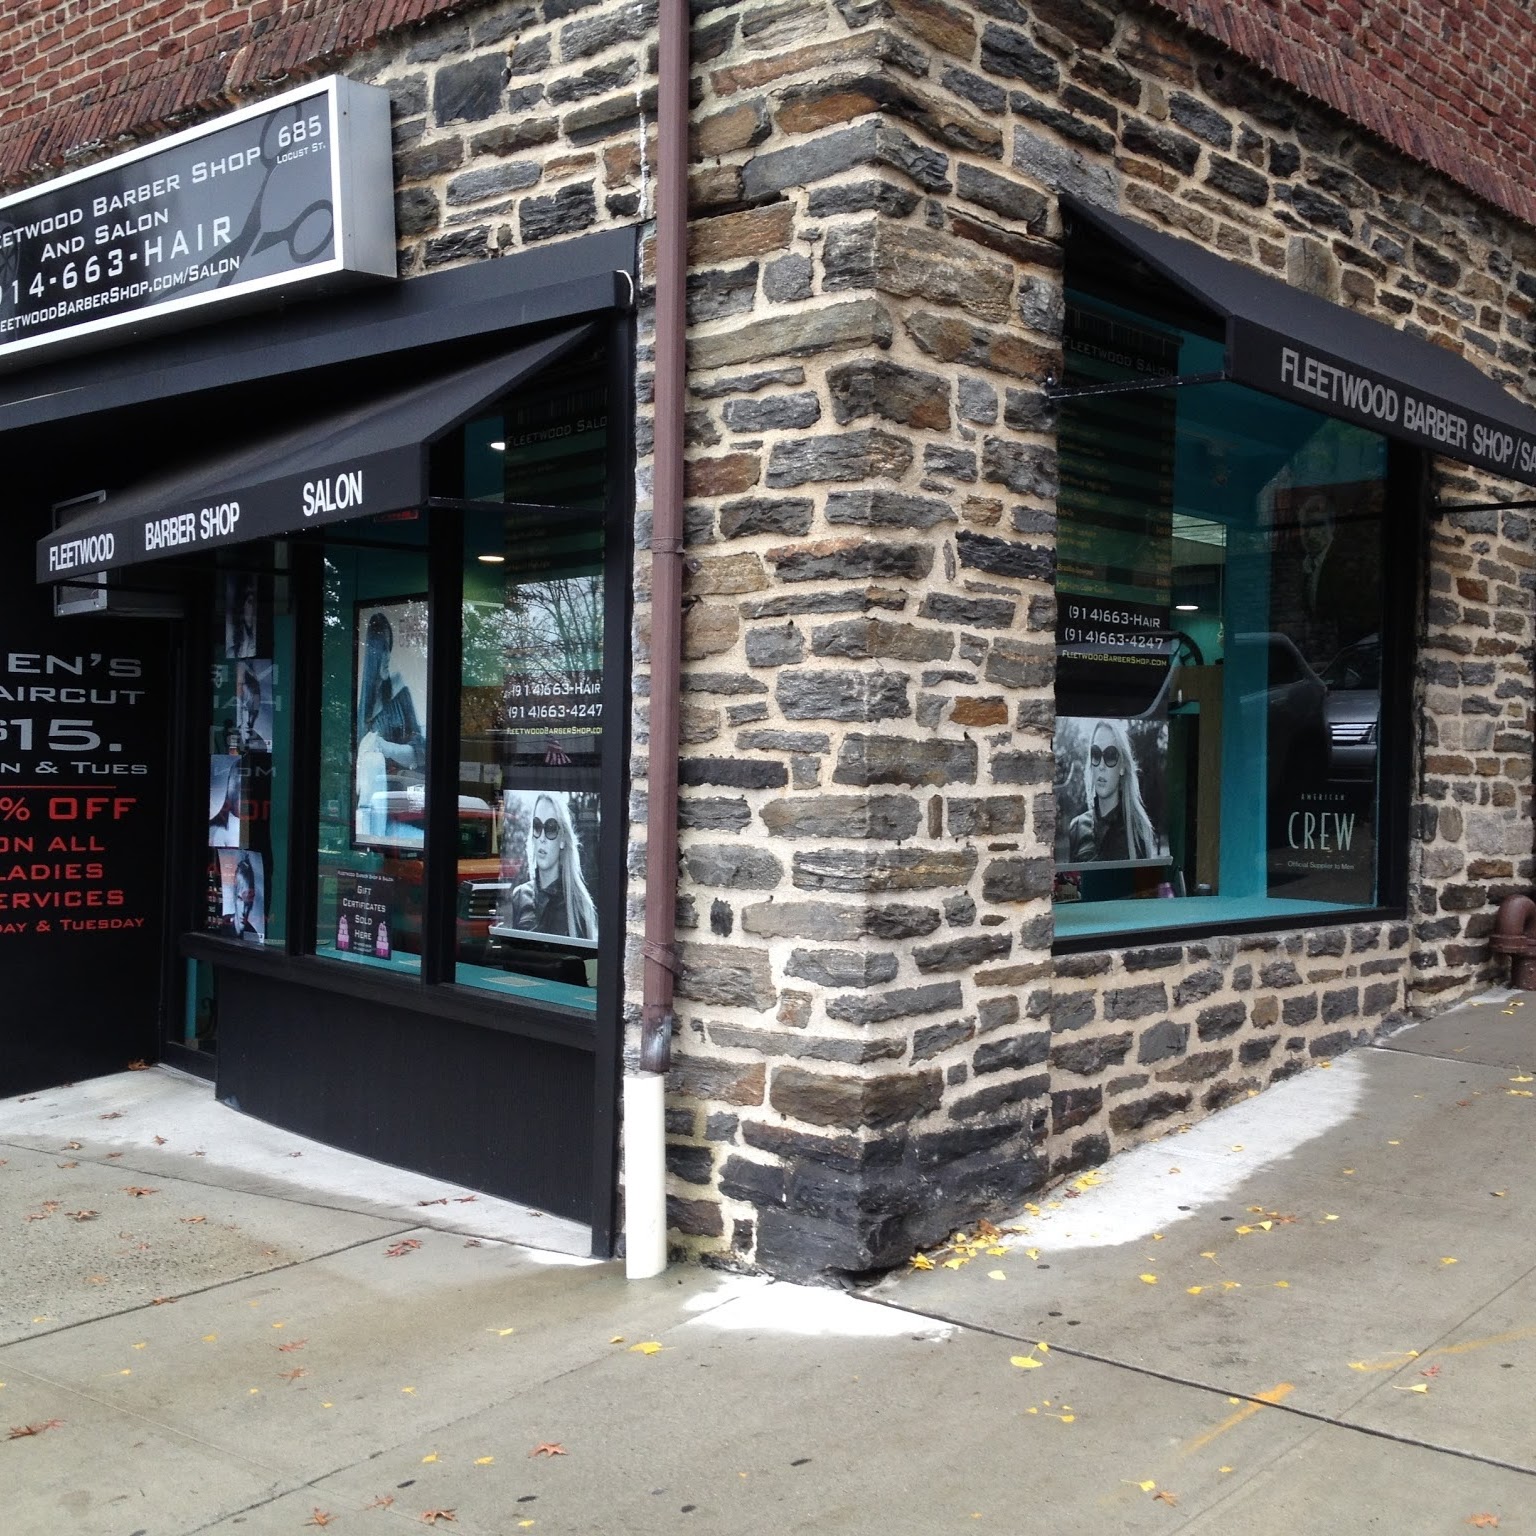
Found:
[950,696,1008,726]
[605,140,641,186]
[693,100,772,160]
[685,452,762,498]
[683,602,742,659]
[777,87,884,136]
[710,33,885,96]
[687,551,770,595]
[889,0,976,56]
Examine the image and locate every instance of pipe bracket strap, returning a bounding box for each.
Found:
[651,536,686,556]
[642,938,681,974]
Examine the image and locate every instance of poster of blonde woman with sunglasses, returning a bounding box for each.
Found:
[1055,716,1170,870]
[499,788,599,946]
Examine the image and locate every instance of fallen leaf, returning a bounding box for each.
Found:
[530,1442,567,1457]
[609,1336,624,1345]
[1135,1480,1157,1492]
[150,1296,177,1306]
[629,1341,663,1355]
[474,1456,494,1466]
[1154,1490,1179,1506]
[421,1514,457,1527]
[278,1340,308,1353]
[453,1195,478,1204]
[99,1112,123,1120]
[909,1253,934,1271]
[7,1419,64,1438]
[180,1216,207,1225]
[987,1269,1007,1281]
[364,1495,395,1510]
[62,1141,81,1151]
[463,1239,482,1248]
[385,1239,422,1258]
[487,1328,515,1337]
[127,1060,149,1071]
[1507,1090,1533,1098]
[153,1136,167,1146]
[279,1367,308,1382]
[421,1452,439,1463]
[417,1198,448,1207]
[303,1513,335,1529]
[1393,1382,1431,1394]
[1024,1248,1041,1261]
[1010,1355,1043,1370]
[121,1186,158,1198]
[1187,1286,1204,1295]
[1140,1274,1158,1285]
[1468,1516,1500,1529]
[56,1162,77,1170]
[1441,1257,1459,1266]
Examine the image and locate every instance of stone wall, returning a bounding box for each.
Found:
[650,0,1536,1278]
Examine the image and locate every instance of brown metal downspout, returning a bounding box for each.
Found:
[622,0,687,1278]
[641,0,688,1080]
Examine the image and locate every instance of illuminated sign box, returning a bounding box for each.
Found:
[0,76,395,369]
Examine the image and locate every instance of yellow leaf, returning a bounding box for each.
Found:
[609,1335,624,1344]
[1025,1406,1038,1414]
[422,1453,438,1464]
[909,1253,934,1270]
[1200,1251,1218,1261]
[1256,1221,1273,1231]
[1036,1342,1050,1353]
[1508,1090,1533,1098]
[1274,1281,1291,1289]
[202,1334,218,1343]
[1060,1414,1076,1423]
[1323,1214,1340,1221]
[1219,1466,1233,1474]
[1231,1144,1244,1151]
[1441,1257,1459,1266]
[1510,1073,1534,1083]
[1235,1225,1254,1235]
[474,1457,494,1466]
[1222,1281,1242,1290]
[519,1522,536,1529]
[487,1328,515,1337]
[1137,1480,1157,1492]
[1024,1248,1040,1261]
[986,1246,1008,1256]
[132,1342,146,1350]
[1024,1203,1041,1215]
[630,1341,663,1355]
[1388,1140,1401,1146]
[1343,1168,1356,1175]
[1394,1382,1430,1394]
[987,1270,1007,1281]
[401,1387,415,1394]
[1151,1233,1165,1241]
[1187,1286,1204,1295]
[1139,1274,1158,1284]
[1492,1191,1507,1198]
[1010,1356,1043,1370]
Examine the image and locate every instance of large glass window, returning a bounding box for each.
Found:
[1053,285,1391,940]
[201,559,293,956]
[314,519,430,974]
[454,355,607,1010]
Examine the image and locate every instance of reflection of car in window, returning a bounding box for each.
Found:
[1230,632,1329,789]
[1321,634,1380,780]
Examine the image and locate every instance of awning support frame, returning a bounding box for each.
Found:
[1044,369,1227,401]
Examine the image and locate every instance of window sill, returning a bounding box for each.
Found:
[181,933,599,1050]
[1051,899,1407,955]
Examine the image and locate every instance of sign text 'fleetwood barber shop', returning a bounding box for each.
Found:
[39,448,422,581]
[0,76,394,368]
[1234,321,1536,484]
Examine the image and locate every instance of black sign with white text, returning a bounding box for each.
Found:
[0,76,393,369]
[1232,319,1536,486]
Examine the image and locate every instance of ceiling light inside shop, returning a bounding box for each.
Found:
[1175,603,1200,611]
[488,440,507,451]
[477,554,507,564]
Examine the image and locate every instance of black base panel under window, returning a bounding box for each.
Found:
[213,969,594,1225]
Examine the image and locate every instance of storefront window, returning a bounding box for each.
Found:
[314,521,429,973]
[453,361,606,1010]
[201,561,293,956]
[1053,286,1391,940]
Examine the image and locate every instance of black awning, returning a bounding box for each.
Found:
[1065,198,1536,487]
[38,324,590,582]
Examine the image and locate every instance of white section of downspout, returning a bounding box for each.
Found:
[624,1071,668,1278]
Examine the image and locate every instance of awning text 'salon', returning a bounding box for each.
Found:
[1065,198,1536,487]
[37,324,590,582]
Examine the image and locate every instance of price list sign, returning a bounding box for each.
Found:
[0,647,162,937]
[0,76,394,369]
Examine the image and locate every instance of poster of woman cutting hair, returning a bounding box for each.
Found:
[353,597,429,851]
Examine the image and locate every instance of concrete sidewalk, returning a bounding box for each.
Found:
[4,993,1536,1534]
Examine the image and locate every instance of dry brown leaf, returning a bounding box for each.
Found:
[61,1141,82,1151]
[279,1367,308,1382]
[417,1198,448,1207]
[421,1512,457,1526]
[99,1111,123,1120]
[453,1195,477,1203]
[180,1216,207,1225]
[66,1210,96,1222]
[127,1060,149,1071]
[303,1513,335,1529]
[150,1296,177,1306]
[7,1419,63,1439]
[530,1442,567,1457]
[122,1186,158,1197]
[1467,1517,1500,1530]
[1153,1490,1179,1506]
[55,1162,77,1170]
[153,1136,167,1146]
[385,1239,422,1258]
[277,1339,308,1353]
[364,1495,395,1510]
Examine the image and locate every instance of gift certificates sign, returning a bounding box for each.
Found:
[0,76,395,368]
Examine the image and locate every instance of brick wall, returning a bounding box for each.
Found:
[0,0,471,190]
[1145,0,1536,227]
